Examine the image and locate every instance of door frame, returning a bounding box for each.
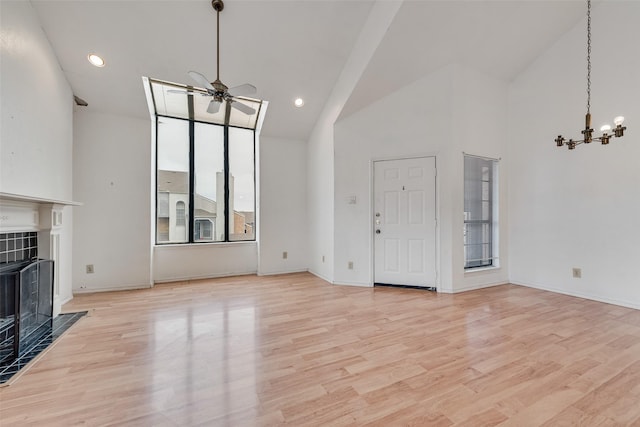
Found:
[370,154,440,290]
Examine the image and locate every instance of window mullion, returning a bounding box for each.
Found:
[188,120,195,243]
[223,123,230,242]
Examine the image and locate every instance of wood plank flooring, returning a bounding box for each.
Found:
[2,272,640,426]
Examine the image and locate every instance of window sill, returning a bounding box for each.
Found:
[154,241,256,249]
[464,265,500,274]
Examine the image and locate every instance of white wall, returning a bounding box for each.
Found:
[334,64,509,291]
[153,242,257,282]
[73,111,152,291]
[258,136,308,275]
[508,1,640,309]
[0,0,73,202]
[0,0,74,307]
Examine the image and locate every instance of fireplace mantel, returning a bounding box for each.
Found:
[0,192,81,233]
[0,192,82,206]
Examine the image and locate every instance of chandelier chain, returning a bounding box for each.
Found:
[587,0,591,114]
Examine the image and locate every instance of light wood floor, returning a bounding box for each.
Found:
[2,273,640,426]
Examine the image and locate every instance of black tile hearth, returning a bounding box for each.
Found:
[0,311,86,384]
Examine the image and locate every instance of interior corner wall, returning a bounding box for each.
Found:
[507,1,640,309]
[73,110,152,291]
[333,64,510,291]
[258,136,308,275]
[307,125,335,282]
[0,0,74,304]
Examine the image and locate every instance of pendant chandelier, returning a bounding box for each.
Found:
[555,0,626,150]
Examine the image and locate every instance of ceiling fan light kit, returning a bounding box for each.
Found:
[169,0,257,116]
[554,0,627,150]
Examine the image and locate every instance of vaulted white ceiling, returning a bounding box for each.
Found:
[341,0,588,118]
[31,0,589,141]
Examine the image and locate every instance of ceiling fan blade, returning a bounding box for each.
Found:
[207,99,221,114]
[167,89,206,96]
[227,83,257,97]
[231,99,256,115]
[188,71,215,91]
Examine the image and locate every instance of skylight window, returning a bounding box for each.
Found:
[143,77,266,130]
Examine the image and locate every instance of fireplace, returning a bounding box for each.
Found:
[0,193,82,383]
[0,258,55,364]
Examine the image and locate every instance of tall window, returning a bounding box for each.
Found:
[155,117,256,245]
[463,155,498,269]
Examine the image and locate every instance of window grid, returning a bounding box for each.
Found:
[155,115,256,245]
[464,156,496,269]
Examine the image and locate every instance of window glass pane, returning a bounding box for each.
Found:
[194,123,225,242]
[157,117,190,243]
[228,127,255,241]
[148,78,264,130]
[227,99,262,129]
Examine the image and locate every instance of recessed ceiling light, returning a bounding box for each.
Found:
[294,98,304,108]
[88,53,105,67]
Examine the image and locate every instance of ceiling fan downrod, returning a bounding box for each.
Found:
[212,0,224,83]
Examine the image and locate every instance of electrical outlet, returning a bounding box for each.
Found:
[572,267,582,278]
[322,255,325,263]
[86,264,94,274]
[348,261,354,270]
[283,251,288,259]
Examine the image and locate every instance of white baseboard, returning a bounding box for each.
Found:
[257,268,309,276]
[510,280,640,311]
[308,269,333,284]
[452,281,508,293]
[58,294,74,306]
[73,282,153,294]
[152,271,257,284]
[333,281,373,288]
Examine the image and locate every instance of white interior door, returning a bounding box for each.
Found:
[374,157,436,287]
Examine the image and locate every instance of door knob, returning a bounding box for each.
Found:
[375,229,381,234]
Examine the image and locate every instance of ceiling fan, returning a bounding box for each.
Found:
[170,0,257,115]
